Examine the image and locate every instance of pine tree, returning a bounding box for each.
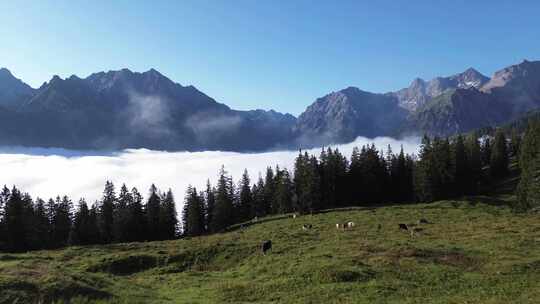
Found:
[211,166,234,232]
[127,187,146,242]
[465,133,483,195]
[251,176,266,217]
[52,196,72,248]
[490,130,509,178]
[238,169,253,222]
[453,135,469,196]
[509,128,522,159]
[145,184,161,241]
[3,187,29,252]
[159,189,177,239]
[204,181,215,232]
[294,152,321,213]
[113,184,132,242]
[99,181,116,243]
[182,186,205,236]
[516,120,540,211]
[481,137,492,167]
[274,168,294,213]
[70,199,93,245]
[31,198,51,250]
[262,167,275,215]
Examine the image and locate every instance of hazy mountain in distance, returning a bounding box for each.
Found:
[294,87,407,146]
[0,60,539,150]
[0,68,35,108]
[392,68,489,111]
[0,68,296,151]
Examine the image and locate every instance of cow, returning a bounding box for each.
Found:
[253,216,258,222]
[292,213,297,219]
[261,240,272,255]
[398,223,408,231]
[345,221,355,228]
[336,223,343,230]
[302,224,313,230]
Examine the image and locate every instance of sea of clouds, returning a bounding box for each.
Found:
[0,136,420,209]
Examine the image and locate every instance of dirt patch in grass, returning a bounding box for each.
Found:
[386,247,480,270]
[87,254,162,275]
[313,266,376,283]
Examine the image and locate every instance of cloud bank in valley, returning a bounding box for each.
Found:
[0,136,421,210]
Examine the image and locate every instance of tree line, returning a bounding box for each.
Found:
[0,182,177,252]
[1,123,535,251]
[183,129,520,236]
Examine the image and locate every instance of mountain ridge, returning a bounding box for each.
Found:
[0,59,539,151]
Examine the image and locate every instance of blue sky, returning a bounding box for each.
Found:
[1,1,539,115]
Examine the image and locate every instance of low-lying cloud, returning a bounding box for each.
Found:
[0,136,420,210]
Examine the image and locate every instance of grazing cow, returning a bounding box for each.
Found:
[418,218,429,224]
[398,223,408,231]
[336,223,343,229]
[302,224,313,230]
[261,240,272,255]
[346,221,355,228]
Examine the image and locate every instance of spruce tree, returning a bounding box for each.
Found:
[238,169,253,222]
[52,196,72,248]
[113,184,132,242]
[274,168,294,213]
[465,133,483,195]
[516,120,540,211]
[490,130,509,178]
[182,186,204,236]
[211,166,234,232]
[31,198,51,250]
[145,184,161,241]
[453,135,469,196]
[3,187,28,252]
[128,187,146,242]
[204,181,216,232]
[159,189,178,239]
[99,181,116,243]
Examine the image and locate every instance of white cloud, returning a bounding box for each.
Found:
[0,136,420,210]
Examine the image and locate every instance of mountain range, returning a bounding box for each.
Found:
[0,59,539,151]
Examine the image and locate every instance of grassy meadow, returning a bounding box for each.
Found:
[1,194,540,303]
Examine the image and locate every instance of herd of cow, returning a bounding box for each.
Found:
[260,214,433,255]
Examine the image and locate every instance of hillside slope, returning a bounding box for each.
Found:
[1,198,540,303]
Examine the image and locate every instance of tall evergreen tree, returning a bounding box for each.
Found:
[274,168,294,213]
[490,130,509,178]
[145,184,162,241]
[113,184,132,242]
[204,180,215,232]
[69,199,99,245]
[182,186,205,236]
[31,198,51,250]
[465,133,483,195]
[98,181,116,243]
[516,120,540,211]
[52,196,73,248]
[238,169,253,222]
[159,189,178,239]
[453,135,469,196]
[127,187,146,242]
[3,187,29,252]
[210,166,235,232]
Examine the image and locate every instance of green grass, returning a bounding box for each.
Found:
[1,198,540,303]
